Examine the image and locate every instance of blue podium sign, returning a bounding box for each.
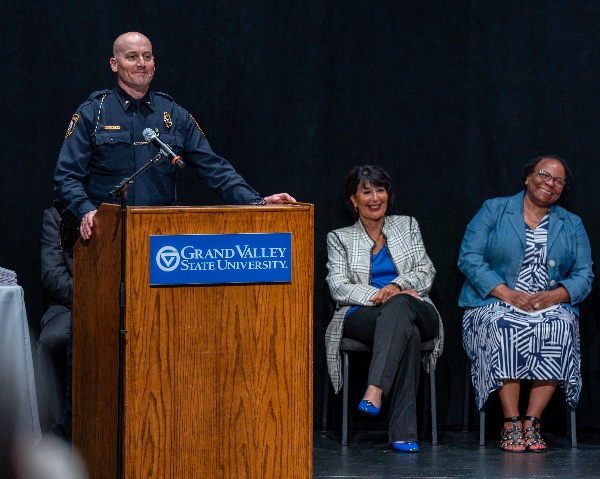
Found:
[149,233,292,285]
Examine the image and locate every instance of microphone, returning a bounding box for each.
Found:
[142,128,185,168]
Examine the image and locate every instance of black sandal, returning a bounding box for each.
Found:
[500,416,526,453]
[523,416,548,453]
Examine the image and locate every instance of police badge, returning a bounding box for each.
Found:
[163,112,172,129]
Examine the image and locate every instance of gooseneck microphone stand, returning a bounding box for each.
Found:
[108,152,163,479]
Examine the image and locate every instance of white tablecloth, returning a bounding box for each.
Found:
[0,286,41,441]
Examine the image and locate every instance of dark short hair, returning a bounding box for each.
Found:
[522,154,572,190]
[343,164,394,217]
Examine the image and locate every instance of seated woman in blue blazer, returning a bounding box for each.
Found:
[458,155,593,453]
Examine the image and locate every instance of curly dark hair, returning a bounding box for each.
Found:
[522,154,572,190]
[343,164,394,217]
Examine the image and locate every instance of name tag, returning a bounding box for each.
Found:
[150,233,292,285]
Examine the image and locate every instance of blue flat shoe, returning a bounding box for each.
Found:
[391,441,419,453]
[357,399,380,417]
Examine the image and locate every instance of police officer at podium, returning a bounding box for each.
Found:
[54,31,295,241]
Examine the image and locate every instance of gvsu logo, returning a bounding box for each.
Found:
[155,246,180,272]
[150,233,292,285]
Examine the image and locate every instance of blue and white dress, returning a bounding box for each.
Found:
[462,215,581,408]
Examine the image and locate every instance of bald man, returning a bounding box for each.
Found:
[54,32,294,240]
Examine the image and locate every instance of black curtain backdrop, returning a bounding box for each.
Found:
[1,1,599,432]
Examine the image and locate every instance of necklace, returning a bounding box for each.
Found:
[524,209,548,226]
[368,230,384,242]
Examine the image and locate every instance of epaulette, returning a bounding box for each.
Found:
[154,91,175,102]
[86,89,112,101]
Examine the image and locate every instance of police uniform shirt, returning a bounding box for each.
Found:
[54,86,262,221]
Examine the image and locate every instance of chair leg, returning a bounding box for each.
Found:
[479,407,485,446]
[429,353,437,446]
[463,361,471,433]
[321,368,330,433]
[570,407,577,448]
[422,363,430,437]
[342,351,349,446]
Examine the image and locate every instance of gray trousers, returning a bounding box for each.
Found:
[344,294,438,443]
[38,307,71,430]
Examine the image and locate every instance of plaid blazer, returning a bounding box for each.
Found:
[325,215,444,393]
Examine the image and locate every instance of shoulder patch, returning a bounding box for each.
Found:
[190,114,205,135]
[65,114,80,138]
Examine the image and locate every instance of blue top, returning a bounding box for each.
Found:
[457,190,593,314]
[515,215,549,293]
[371,245,397,288]
[347,245,396,316]
[54,86,262,221]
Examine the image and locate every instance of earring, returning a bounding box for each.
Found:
[525,181,528,185]
[354,207,358,214]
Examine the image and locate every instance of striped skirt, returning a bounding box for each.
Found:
[462,301,581,408]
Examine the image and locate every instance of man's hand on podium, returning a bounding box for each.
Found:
[263,193,296,204]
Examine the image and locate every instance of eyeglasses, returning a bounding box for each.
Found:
[538,170,567,189]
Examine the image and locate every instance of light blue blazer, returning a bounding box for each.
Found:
[458,191,593,314]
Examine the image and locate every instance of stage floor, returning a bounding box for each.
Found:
[314,429,600,478]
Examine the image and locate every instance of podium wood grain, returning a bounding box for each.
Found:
[73,204,314,478]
